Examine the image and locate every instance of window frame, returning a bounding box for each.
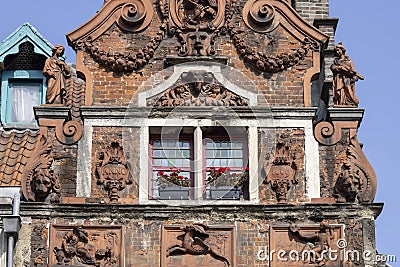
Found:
[148,127,249,200]
[1,70,46,129]
[148,134,194,199]
[202,133,249,199]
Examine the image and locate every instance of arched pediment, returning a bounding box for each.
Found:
[66,0,154,47]
[138,63,258,107]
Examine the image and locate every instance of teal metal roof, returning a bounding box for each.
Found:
[0,23,53,62]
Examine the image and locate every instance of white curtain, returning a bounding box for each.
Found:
[11,85,40,123]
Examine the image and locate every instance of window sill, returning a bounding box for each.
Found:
[140,199,258,206]
[2,122,39,130]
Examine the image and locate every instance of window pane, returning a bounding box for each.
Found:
[11,84,40,123]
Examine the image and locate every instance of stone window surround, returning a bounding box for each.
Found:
[148,126,249,200]
[77,115,320,204]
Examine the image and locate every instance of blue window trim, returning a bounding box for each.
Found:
[1,70,47,128]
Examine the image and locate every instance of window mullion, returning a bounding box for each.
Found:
[193,126,203,200]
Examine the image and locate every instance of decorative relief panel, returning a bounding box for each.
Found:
[270,222,344,267]
[334,135,377,203]
[95,141,133,202]
[49,225,124,267]
[21,135,61,203]
[147,71,249,107]
[264,134,297,203]
[161,224,234,267]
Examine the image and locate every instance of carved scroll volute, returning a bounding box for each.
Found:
[264,136,297,203]
[243,0,278,33]
[334,135,377,203]
[117,0,154,32]
[314,121,358,146]
[21,134,61,203]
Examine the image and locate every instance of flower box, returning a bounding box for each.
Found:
[209,186,241,200]
[159,186,190,200]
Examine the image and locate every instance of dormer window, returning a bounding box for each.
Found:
[0,24,53,129]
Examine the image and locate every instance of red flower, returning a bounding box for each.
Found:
[244,166,249,171]
[157,171,165,176]
[178,176,184,180]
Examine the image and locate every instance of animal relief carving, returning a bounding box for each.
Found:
[21,135,61,203]
[162,224,234,267]
[334,135,377,203]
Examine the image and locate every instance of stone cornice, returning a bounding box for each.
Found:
[17,202,384,220]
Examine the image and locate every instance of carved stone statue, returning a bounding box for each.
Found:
[289,220,334,266]
[331,43,364,107]
[166,223,230,266]
[43,44,71,104]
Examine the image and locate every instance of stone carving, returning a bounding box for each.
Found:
[117,1,154,32]
[43,45,71,105]
[334,135,377,203]
[96,141,133,202]
[78,22,167,73]
[264,134,297,203]
[242,0,279,33]
[313,121,358,146]
[331,42,364,107]
[162,0,230,56]
[270,224,344,267]
[21,135,61,203]
[50,225,123,267]
[147,71,248,107]
[38,116,84,145]
[230,28,316,73]
[31,223,48,267]
[163,224,232,267]
[289,220,335,266]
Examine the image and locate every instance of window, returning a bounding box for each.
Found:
[1,70,46,128]
[9,82,41,123]
[149,126,249,200]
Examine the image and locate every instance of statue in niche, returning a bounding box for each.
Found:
[43,44,71,104]
[331,43,364,107]
[166,223,230,266]
[289,220,335,266]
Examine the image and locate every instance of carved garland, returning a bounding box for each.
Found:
[77,21,167,73]
[229,28,315,73]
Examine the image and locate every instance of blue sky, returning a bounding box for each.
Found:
[0,0,398,264]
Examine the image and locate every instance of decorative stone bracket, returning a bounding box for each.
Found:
[313,108,363,146]
[35,106,83,145]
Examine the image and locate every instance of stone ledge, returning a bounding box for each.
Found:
[18,202,384,220]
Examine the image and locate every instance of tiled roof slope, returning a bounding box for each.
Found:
[66,75,85,122]
[0,130,39,186]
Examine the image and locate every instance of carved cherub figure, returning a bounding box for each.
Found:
[331,42,364,107]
